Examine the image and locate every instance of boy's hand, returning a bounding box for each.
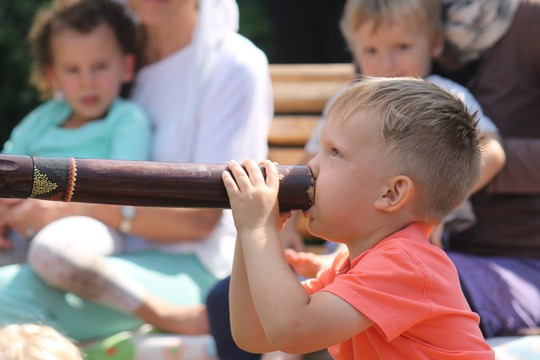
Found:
[0,199,22,250]
[284,248,336,279]
[222,159,280,235]
[0,223,12,251]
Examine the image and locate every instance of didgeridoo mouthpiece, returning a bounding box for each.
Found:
[0,155,314,211]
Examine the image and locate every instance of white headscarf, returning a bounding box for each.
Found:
[173,0,239,161]
[441,0,519,63]
[136,0,239,163]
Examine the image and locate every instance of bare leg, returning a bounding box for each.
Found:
[28,216,145,311]
[0,231,29,266]
[136,293,209,334]
[28,216,209,334]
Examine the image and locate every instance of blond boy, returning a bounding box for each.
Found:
[223,77,494,359]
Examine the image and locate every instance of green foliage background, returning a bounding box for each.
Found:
[0,0,47,146]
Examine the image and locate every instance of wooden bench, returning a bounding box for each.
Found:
[268,63,355,165]
[267,63,355,244]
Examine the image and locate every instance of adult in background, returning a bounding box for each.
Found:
[0,0,272,347]
[435,0,540,338]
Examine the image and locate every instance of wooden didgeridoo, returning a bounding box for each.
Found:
[0,154,314,211]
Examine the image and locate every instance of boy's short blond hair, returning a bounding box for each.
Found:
[340,0,443,52]
[328,77,481,223]
[0,324,83,360]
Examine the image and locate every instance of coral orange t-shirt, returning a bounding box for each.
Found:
[303,223,494,360]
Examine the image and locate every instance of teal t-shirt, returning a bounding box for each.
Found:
[3,98,151,161]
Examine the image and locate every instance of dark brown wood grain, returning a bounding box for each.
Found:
[0,155,315,211]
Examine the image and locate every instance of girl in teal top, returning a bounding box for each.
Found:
[3,98,150,160]
[0,0,151,262]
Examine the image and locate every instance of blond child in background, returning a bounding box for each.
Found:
[282,0,506,276]
[342,0,505,244]
[0,324,83,360]
[224,77,494,359]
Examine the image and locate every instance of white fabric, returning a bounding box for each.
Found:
[441,0,519,63]
[130,0,273,278]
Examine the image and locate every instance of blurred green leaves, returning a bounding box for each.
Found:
[0,0,46,145]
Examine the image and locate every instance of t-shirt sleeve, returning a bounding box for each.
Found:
[2,102,55,155]
[319,244,434,341]
[108,100,152,161]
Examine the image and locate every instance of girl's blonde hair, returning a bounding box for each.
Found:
[0,324,83,360]
[329,77,482,223]
[340,0,443,52]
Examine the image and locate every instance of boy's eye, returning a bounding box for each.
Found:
[397,44,411,51]
[94,63,108,71]
[362,47,377,55]
[66,67,79,74]
[331,148,342,158]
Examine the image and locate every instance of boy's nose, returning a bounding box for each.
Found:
[81,71,95,85]
[380,54,398,76]
[307,156,319,178]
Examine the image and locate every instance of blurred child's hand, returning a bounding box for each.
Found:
[0,219,12,250]
[223,159,280,235]
[279,212,304,251]
[0,229,12,251]
[278,211,292,233]
[284,248,335,279]
[0,199,21,251]
[0,198,24,207]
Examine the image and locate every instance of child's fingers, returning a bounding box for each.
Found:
[225,160,252,190]
[262,160,280,189]
[242,159,265,186]
[222,170,239,196]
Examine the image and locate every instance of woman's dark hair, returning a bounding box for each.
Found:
[29,0,142,98]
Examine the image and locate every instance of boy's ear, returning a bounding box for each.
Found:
[374,175,414,213]
[122,53,136,83]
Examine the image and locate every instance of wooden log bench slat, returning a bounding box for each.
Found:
[268,115,320,146]
[271,64,355,115]
[269,63,355,82]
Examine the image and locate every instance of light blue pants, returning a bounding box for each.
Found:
[0,251,217,341]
